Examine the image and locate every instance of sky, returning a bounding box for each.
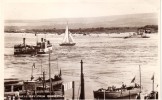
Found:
[4,0,160,20]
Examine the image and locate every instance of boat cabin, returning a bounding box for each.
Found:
[36,38,52,54]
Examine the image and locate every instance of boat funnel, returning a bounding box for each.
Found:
[41,38,44,42]
[23,38,26,46]
[47,41,50,44]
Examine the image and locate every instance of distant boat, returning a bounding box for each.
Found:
[124,29,150,39]
[124,32,150,39]
[59,24,76,46]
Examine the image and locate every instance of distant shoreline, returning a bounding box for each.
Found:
[4,25,158,34]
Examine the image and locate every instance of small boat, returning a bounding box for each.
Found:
[144,91,158,99]
[144,74,158,99]
[93,85,141,99]
[94,65,142,99]
[59,23,76,46]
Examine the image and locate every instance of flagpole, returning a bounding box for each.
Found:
[153,78,154,92]
[31,63,34,81]
[152,73,154,92]
[49,51,52,100]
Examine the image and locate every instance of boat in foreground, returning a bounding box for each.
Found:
[94,66,142,99]
[93,85,141,99]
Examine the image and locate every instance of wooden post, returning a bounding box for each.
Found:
[62,85,64,95]
[43,71,45,93]
[11,85,14,92]
[104,90,105,100]
[153,77,154,92]
[79,60,85,99]
[49,51,52,100]
[72,81,75,100]
[129,90,130,100]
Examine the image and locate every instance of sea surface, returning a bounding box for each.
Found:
[4,33,159,99]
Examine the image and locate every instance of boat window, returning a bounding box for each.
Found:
[5,86,11,92]
[13,85,22,91]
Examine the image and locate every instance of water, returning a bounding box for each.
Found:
[4,33,159,99]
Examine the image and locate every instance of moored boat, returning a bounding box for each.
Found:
[4,52,64,99]
[144,73,158,99]
[94,65,142,99]
[93,85,141,99]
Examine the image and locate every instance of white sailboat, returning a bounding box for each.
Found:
[60,24,76,46]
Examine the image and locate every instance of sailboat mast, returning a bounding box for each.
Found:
[139,65,141,92]
[79,60,85,99]
[41,60,42,75]
[152,73,154,92]
[49,51,52,93]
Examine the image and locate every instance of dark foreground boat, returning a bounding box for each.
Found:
[5,52,63,100]
[144,74,158,99]
[4,72,63,100]
[144,91,158,99]
[93,84,141,99]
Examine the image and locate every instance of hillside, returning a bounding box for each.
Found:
[5,13,158,30]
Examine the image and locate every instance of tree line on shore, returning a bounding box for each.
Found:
[4,25,158,34]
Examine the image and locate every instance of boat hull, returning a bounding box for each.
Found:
[93,88,140,99]
[124,35,150,39]
[59,43,76,46]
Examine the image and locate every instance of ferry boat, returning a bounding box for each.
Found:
[14,38,36,55]
[14,37,53,55]
[35,38,53,54]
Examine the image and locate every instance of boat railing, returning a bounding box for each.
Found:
[97,84,141,92]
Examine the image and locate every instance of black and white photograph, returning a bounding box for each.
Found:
[3,0,160,99]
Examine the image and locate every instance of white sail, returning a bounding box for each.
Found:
[61,24,75,43]
[69,32,75,43]
[62,25,69,43]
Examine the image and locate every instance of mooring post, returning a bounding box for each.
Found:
[72,81,75,100]
[79,60,85,99]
